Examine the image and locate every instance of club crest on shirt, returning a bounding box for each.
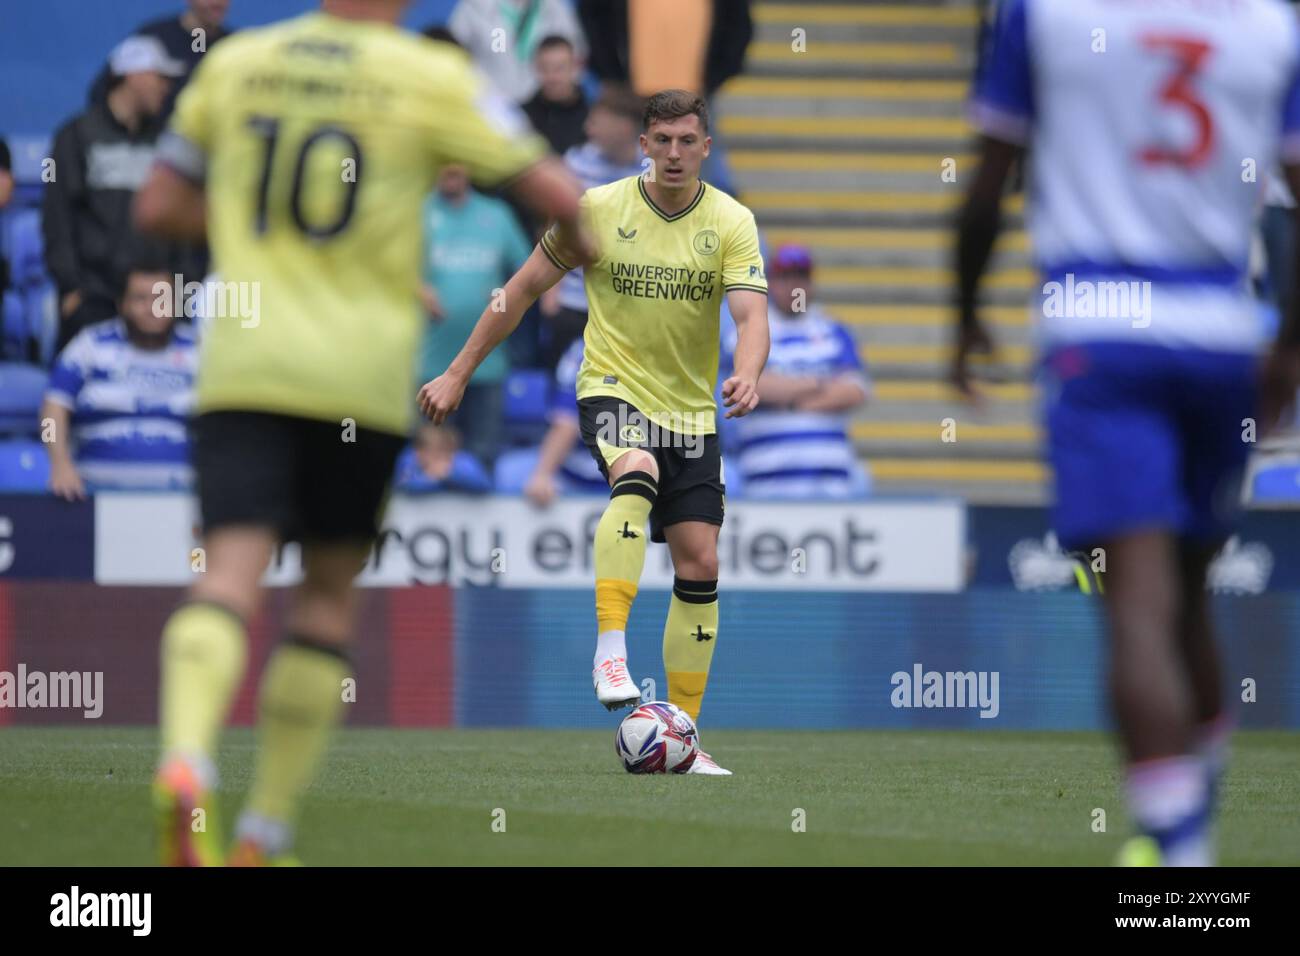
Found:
[693,229,720,256]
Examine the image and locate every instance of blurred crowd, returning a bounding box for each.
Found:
[0,0,877,506]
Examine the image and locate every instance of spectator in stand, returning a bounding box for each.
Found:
[522,35,590,156]
[40,261,198,498]
[86,0,233,118]
[44,36,188,354]
[0,137,12,326]
[394,422,492,493]
[420,163,533,470]
[577,0,751,195]
[720,244,871,498]
[524,336,608,505]
[0,137,12,209]
[448,0,588,104]
[541,84,646,371]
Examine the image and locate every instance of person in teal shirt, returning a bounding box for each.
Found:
[420,163,533,470]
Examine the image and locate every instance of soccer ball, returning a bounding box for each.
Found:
[615,701,699,774]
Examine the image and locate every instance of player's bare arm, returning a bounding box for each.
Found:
[722,288,769,419]
[511,157,597,263]
[756,372,822,409]
[952,135,1022,398]
[38,398,85,501]
[133,163,208,241]
[1260,162,1300,432]
[525,416,581,507]
[795,375,871,414]
[419,245,567,423]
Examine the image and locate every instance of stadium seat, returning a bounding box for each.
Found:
[0,438,50,491]
[1250,458,1300,503]
[1,293,24,358]
[0,207,57,363]
[494,446,541,493]
[0,362,48,436]
[722,454,743,498]
[503,368,551,445]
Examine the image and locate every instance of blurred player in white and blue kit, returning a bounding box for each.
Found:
[955,0,1300,865]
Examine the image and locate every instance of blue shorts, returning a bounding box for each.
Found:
[1041,343,1257,550]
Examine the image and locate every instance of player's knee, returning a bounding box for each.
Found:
[676,553,719,580]
[189,575,261,622]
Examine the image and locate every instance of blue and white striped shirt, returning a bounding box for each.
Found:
[45,318,198,489]
[721,305,870,498]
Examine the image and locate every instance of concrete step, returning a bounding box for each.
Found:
[730,166,986,192]
[754,3,980,29]
[719,89,966,119]
[741,189,1021,228]
[759,224,1028,268]
[719,113,974,147]
[722,77,969,102]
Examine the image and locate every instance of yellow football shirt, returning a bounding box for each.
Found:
[540,175,766,436]
[159,12,548,435]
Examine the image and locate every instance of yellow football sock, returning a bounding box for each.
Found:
[594,469,657,633]
[245,637,350,824]
[662,577,719,722]
[159,601,248,760]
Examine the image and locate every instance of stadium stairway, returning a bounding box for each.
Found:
[715,0,1045,504]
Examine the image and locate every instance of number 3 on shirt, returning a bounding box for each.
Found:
[1138,34,1215,169]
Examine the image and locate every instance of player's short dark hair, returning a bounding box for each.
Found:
[536,34,574,56]
[643,89,709,134]
[117,250,174,298]
[593,84,645,124]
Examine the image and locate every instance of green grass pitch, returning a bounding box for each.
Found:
[2,728,1297,865]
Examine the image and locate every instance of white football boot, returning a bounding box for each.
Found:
[593,656,641,711]
[687,750,733,775]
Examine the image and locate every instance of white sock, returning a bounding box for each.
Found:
[163,749,217,791]
[1127,755,1212,867]
[595,630,627,668]
[1196,713,1233,780]
[235,811,293,856]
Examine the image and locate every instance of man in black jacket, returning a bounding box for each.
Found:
[86,0,232,118]
[44,36,185,352]
[521,35,589,156]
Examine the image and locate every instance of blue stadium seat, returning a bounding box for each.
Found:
[1251,459,1300,502]
[0,207,57,363]
[0,362,48,436]
[494,447,541,493]
[0,438,49,491]
[722,454,743,498]
[502,368,551,445]
[4,207,46,288]
[1,294,24,358]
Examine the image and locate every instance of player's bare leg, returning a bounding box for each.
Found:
[155,525,276,866]
[229,540,368,866]
[1176,540,1232,811]
[663,520,729,775]
[591,448,659,710]
[1102,529,1211,865]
